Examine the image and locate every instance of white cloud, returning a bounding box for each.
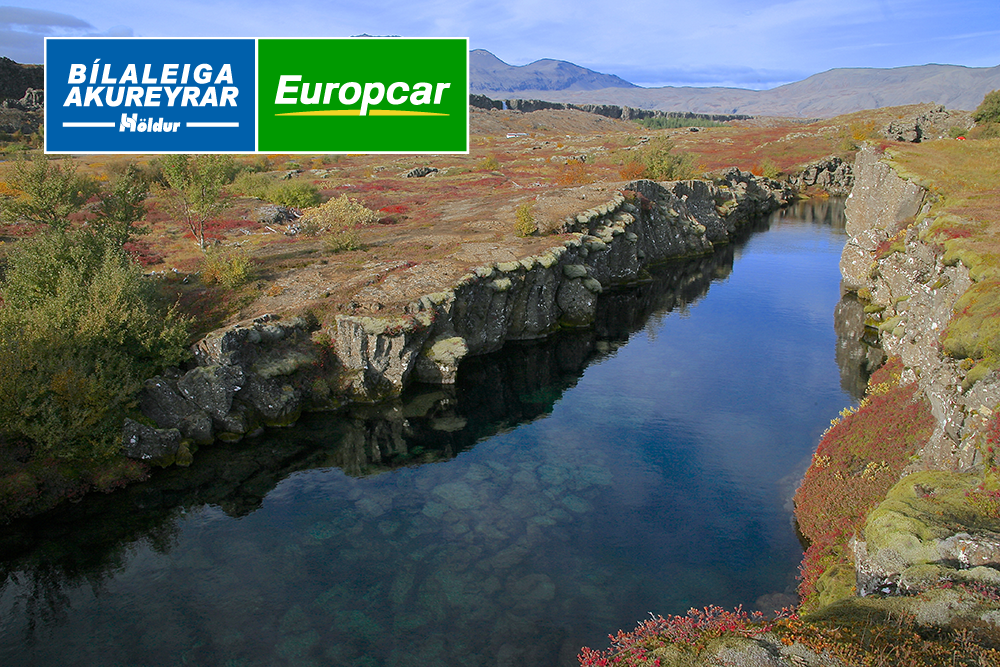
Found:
[0,5,135,62]
[0,6,94,32]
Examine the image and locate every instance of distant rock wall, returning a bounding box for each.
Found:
[468,93,750,123]
[791,156,854,196]
[129,170,793,463]
[0,57,43,103]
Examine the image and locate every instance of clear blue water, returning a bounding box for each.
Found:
[0,199,855,667]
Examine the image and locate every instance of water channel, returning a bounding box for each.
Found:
[1,198,861,666]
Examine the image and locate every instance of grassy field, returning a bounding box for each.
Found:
[0,103,963,339]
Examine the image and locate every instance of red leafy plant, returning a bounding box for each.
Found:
[578,605,793,666]
[793,356,935,610]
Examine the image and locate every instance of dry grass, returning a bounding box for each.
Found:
[0,104,961,333]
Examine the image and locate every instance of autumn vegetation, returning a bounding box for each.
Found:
[1,93,1000,661]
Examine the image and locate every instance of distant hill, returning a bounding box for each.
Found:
[471,52,1000,118]
[470,49,636,94]
[0,57,43,101]
[6,50,997,119]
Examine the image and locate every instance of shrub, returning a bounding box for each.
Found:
[324,229,364,253]
[793,357,935,611]
[759,158,781,180]
[477,155,500,171]
[201,248,254,288]
[230,171,274,200]
[161,154,235,249]
[302,194,380,230]
[850,120,880,142]
[973,89,1000,126]
[579,606,781,666]
[630,137,696,181]
[619,160,647,180]
[93,163,150,246]
[0,154,98,228]
[269,181,322,209]
[557,159,593,185]
[242,155,272,173]
[514,202,537,237]
[230,172,321,209]
[0,230,188,461]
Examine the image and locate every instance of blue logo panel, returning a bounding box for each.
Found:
[45,38,256,153]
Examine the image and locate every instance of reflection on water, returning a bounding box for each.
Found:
[834,293,886,400]
[1,199,854,667]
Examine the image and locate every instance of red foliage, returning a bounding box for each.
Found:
[338,181,394,193]
[205,217,258,233]
[579,606,793,666]
[793,357,935,604]
[122,239,164,267]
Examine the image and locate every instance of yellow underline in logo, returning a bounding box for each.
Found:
[274,110,450,117]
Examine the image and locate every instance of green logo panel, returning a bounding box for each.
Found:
[257,38,468,153]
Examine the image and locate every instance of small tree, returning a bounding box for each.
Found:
[93,163,150,246]
[514,202,537,236]
[160,154,234,249]
[973,89,1000,125]
[637,137,696,181]
[0,154,98,229]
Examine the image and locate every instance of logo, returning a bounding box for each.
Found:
[45,37,469,154]
[257,38,468,153]
[45,38,256,154]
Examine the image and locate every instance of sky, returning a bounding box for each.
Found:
[3,1,999,89]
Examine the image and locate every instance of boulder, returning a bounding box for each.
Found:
[556,279,598,326]
[855,471,1000,596]
[415,336,469,384]
[121,418,184,467]
[139,376,214,443]
[242,374,304,426]
[252,204,297,225]
[404,166,438,178]
[177,364,244,422]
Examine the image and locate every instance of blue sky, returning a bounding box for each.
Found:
[4,1,999,88]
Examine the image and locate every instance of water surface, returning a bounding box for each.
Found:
[0,199,855,667]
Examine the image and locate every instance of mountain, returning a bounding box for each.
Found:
[470,49,637,94]
[470,52,1000,117]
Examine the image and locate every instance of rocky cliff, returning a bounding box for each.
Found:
[128,170,793,464]
[796,144,1000,636]
[0,57,42,103]
[840,145,999,471]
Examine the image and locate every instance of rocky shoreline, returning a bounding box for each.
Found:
[571,144,1000,667]
[126,169,795,466]
[829,146,1000,594]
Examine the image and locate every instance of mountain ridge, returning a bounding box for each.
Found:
[472,51,1000,118]
[470,49,637,93]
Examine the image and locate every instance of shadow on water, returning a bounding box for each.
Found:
[0,239,737,560]
[0,198,853,667]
